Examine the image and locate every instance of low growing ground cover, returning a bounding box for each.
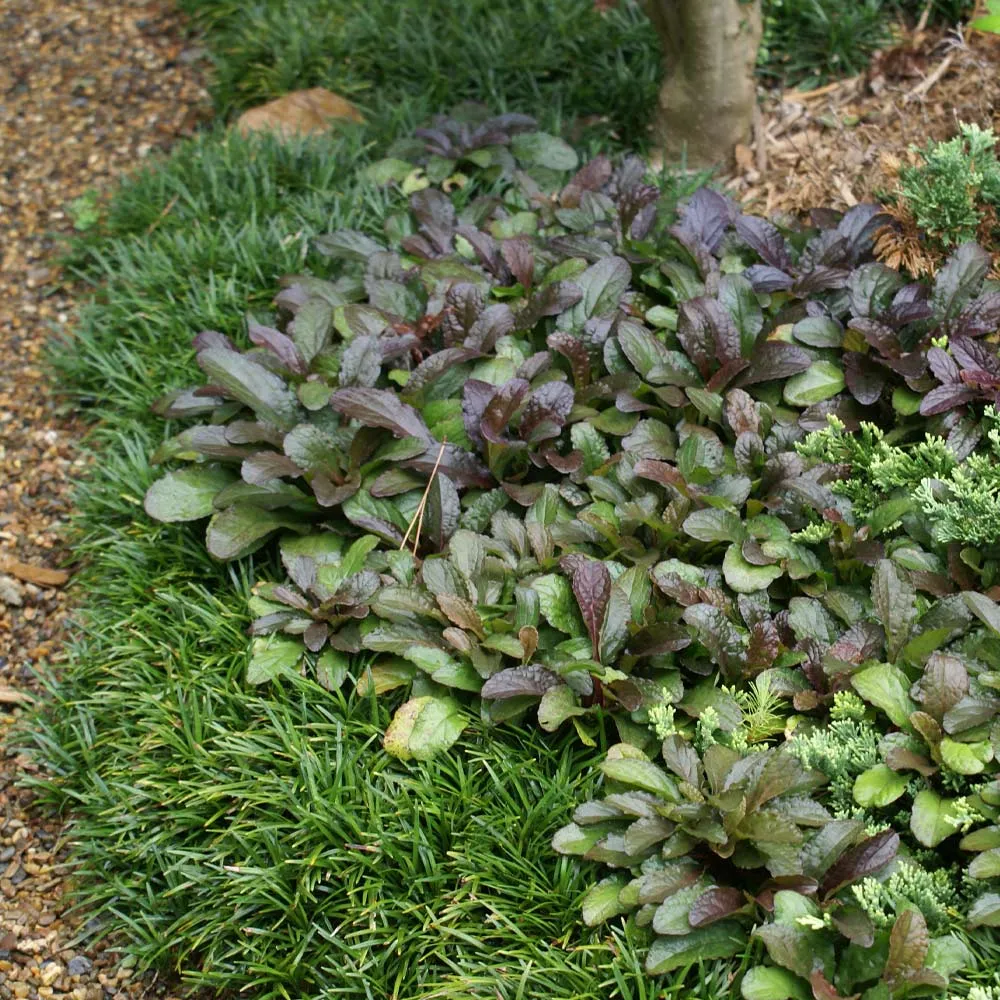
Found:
[32,101,1000,998]
[29,127,707,998]
[176,0,972,148]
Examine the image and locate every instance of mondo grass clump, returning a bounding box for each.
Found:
[128,105,1000,995]
[29,110,1000,997]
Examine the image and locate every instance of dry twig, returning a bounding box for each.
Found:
[399,439,447,555]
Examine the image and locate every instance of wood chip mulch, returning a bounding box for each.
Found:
[0,1,210,997]
[723,23,1000,217]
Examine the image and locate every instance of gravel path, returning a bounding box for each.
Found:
[0,2,210,996]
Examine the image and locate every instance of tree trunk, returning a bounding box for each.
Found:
[647,0,763,168]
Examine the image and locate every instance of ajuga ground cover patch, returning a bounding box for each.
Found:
[58,108,1000,995]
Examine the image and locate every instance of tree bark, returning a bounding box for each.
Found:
[647,0,763,168]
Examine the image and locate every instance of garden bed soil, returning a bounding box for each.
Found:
[0,1,209,996]
[725,21,1000,216]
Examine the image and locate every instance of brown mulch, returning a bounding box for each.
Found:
[723,22,1000,216]
[0,1,209,997]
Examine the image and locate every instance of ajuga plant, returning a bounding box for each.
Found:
[876,124,1000,277]
[143,106,1000,984]
[143,106,1000,750]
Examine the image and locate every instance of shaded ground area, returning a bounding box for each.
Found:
[726,23,1000,214]
[0,2,208,996]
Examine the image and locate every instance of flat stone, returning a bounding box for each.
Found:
[235,87,363,140]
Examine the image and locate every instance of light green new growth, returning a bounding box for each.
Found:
[966,987,1000,1000]
[788,718,880,817]
[915,414,1000,547]
[851,860,957,930]
[830,690,868,722]
[799,410,1000,547]
[648,702,679,741]
[944,796,986,833]
[898,123,1000,246]
[733,674,787,744]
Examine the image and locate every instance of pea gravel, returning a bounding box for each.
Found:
[0,2,210,996]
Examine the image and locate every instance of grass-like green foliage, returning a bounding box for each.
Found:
[895,125,1000,251]
[174,0,972,149]
[176,0,660,149]
[32,128,739,998]
[759,0,971,86]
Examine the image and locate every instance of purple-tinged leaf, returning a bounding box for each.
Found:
[247,316,307,374]
[329,387,430,441]
[688,887,745,928]
[706,358,750,391]
[848,263,904,318]
[836,203,889,261]
[462,379,497,448]
[241,452,303,486]
[820,830,899,899]
[303,621,330,653]
[927,346,961,384]
[466,303,516,353]
[951,335,1000,375]
[888,283,933,326]
[746,619,780,671]
[501,237,535,290]
[441,283,487,345]
[884,909,929,987]
[548,332,591,389]
[810,969,860,1000]
[736,216,793,270]
[723,388,761,437]
[520,381,574,442]
[197,348,303,431]
[933,242,991,322]
[481,379,532,445]
[848,317,899,357]
[827,621,885,665]
[884,747,937,777]
[561,155,613,206]
[630,625,691,661]
[561,555,612,661]
[677,297,740,377]
[339,335,383,389]
[516,280,584,331]
[410,188,456,253]
[193,330,236,352]
[455,225,510,281]
[423,473,461,552]
[403,444,493,489]
[311,474,359,507]
[735,342,812,387]
[919,383,980,415]
[744,265,794,293]
[403,348,482,401]
[915,652,969,719]
[481,665,560,700]
[794,266,849,294]
[516,351,552,383]
[843,352,885,406]
[954,291,1000,337]
[673,188,734,253]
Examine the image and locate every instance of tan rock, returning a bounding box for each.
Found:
[235,88,363,140]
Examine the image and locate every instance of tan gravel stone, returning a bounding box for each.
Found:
[0,1,211,998]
